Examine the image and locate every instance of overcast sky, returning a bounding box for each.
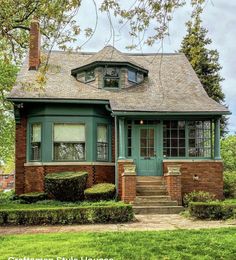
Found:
[71,1,236,134]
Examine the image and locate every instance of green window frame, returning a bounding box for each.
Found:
[96,124,109,161]
[30,123,42,161]
[163,120,213,158]
[103,66,120,88]
[127,122,132,157]
[53,123,86,161]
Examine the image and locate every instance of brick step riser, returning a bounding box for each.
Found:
[133,207,184,214]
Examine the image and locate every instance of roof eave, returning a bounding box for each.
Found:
[112,111,231,116]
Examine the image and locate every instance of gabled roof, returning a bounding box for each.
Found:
[71,45,148,76]
[8,47,229,115]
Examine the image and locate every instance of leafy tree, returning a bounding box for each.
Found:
[221,135,236,171]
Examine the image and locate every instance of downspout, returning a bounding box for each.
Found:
[105,104,119,198]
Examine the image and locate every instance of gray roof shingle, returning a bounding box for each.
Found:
[8,46,229,114]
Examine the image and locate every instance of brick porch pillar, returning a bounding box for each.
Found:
[164,165,182,205]
[121,163,136,203]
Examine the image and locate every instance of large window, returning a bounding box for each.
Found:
[97,125,108,161]
[163,121,185,157]
[54,123,85,161]
[30,123,41,161]
[188,121,212,157]
[104,67,119,88]
[163,120,212,158]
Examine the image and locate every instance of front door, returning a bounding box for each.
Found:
[135,125,162,176]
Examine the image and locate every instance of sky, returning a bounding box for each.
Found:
[70,0,236,134]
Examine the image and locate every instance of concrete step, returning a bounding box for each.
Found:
[134,200,178,206]
[133,206,184,214]
[136,190,168,196]
[135,195,172,201]
[136,185,167,191]
[136,176,164,182]
[136,181,165,186]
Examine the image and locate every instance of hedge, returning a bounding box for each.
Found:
[45,172,88,201]
[0,204,133,225]
[189,202,236,220]
[18,192,47,203]
[85,183,116,201]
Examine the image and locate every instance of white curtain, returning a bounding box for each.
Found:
[54,124,85,142]
[32,124,41,142]
[97,125,107,142]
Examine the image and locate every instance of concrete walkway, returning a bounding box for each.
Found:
[0,215,236,235]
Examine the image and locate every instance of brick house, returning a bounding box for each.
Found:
[8,20,229,212]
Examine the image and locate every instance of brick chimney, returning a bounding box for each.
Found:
[29,18,41,70]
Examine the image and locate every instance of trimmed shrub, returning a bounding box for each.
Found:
[189,202,235,220]
[18,192,47,203]
[224,171,236,198]
[183,191,216,207]
[85,183,116,201]
[0,203,134,225]
[45,172,88,201]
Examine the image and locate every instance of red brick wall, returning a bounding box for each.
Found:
[15,114,27,195]
[165,174,182,205]
[24,165,115,194]
[163,161,224,200]
[121,174,136,203]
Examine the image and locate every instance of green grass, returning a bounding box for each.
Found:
[0,229,236,260]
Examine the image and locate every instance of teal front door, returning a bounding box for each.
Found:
[134,124,162,176]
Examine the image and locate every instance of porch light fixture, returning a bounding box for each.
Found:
[140,120,144,125]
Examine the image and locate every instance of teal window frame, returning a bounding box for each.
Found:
[96,124,109,162]
[53,123,86,162]
[29,122,42,162]
[103,66,120,89]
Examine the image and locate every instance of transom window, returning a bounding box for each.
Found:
[53,123,85,161]
[30,123,41,161]
[104,67,119,88]
[97,125,108,161]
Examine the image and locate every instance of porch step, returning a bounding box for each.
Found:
[134,200,178,206]
[133,206,184,214]
[137,181,165,186]
[135,195,172,202]
[136,189,168,196]
[136,176,164,182]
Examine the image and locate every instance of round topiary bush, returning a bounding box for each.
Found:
[84,183,116,201]
[45,172,88,201]
[18,192,47,203]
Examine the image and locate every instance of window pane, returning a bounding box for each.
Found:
[54,143,85,160]
[54,124,85,142]
[104,78,119,88]
[97,143,108,160]
[85,70,95,82]
[128,70,136,82]
[97,125,107,142]
[31,143,41,160]
[32,124,41,142]
[137,72,143,83]
[105,67,119,77]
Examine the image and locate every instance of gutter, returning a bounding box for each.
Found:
[112,111,231,116]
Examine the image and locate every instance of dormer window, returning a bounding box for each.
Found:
[128,69,144,83]
[104,67,120,88]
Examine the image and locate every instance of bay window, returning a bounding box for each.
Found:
[54,123,86,161]
[30,123,41,161]
[97,124,108,161]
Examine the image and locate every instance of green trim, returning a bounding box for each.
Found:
[71,61,148,76]
[8,98,110,105]
[118,117,125,159]
[214,118,221,160]
[112,111,230,116]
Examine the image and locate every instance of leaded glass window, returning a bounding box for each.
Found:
[104,67,119,88]
[97,125,108,161]
[188,121,212,157]
[54,123,85,161]
[30,123,41,161]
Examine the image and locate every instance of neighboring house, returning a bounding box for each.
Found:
[0,168,15,191]
[8,20,230,209]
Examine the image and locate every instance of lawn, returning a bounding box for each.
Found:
[0,229,236,260]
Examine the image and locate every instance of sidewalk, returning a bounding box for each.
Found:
[0,214,236,235]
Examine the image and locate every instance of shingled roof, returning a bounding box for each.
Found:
[8,46,229,114]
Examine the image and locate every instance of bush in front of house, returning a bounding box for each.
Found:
[183,191,216,207]
[18,192,47,203]
[224,171,236,198]
[0,203,133,225]
[45,172,88,201]
[189,202,235,220]
[84,183,116,201]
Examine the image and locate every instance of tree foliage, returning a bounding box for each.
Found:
[221,135,236,171]
[179,4,225,104]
